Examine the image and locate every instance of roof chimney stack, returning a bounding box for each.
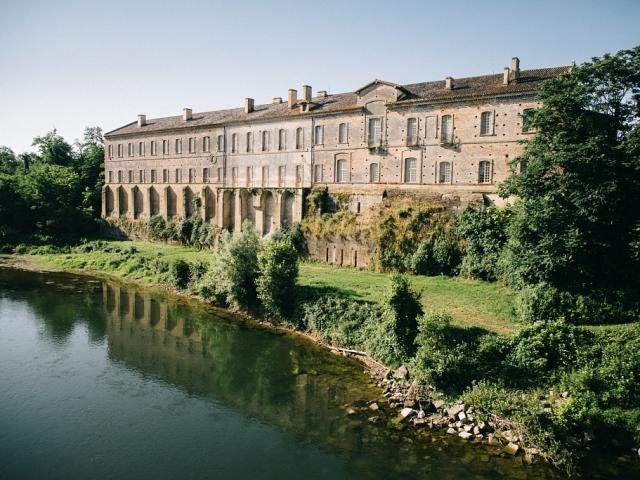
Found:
[317,90,327,98]
[288,89,297,109]
[301,85,312,102]
[445,76,454,90]
[244,98,254,114]
[137,114,146,127]
[273,97,283,104]
[510,57,520,81]
[503,67,510,85]
[183,108,192,121]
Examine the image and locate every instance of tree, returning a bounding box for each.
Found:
[499,46,640,323]
[383,274,423,356]
[31,129,73,166]
[257,239,299,321]
[0,146,16,174]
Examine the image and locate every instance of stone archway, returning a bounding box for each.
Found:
[281,190,294,226]
[118,186,128,217]
[262,190,274,235]
[149,187,160,216]
[133,186,144,219]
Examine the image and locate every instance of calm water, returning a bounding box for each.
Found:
[0,266,627,480]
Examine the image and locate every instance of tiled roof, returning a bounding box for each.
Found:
[105,65,571,138]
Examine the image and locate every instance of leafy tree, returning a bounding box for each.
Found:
[74,127,105,217]
[257,239,299,321]
[499,46,640,323]
[0,146,16,174]
[32,129,73,166]
[382,274,423,357]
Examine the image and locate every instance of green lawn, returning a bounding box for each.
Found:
[25,239,519,335]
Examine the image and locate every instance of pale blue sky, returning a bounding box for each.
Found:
[0,0,638,153]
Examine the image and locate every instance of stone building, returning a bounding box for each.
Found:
[103,58,570,238]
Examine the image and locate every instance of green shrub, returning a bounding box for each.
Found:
[409,236,460,276]
[382,274,423,357]
[148,215,167,240]
[167,259,191,290]
[271,222,308,258]
[257,239,299,321]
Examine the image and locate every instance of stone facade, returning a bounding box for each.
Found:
[103,58,570,237]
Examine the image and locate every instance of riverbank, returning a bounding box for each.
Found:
[4,242,640,477]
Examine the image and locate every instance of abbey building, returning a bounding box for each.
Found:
[102,58,570,235]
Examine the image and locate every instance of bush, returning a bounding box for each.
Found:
[382,274,423,357]
[271,222,308,258]
[166,259,191,290]
[148,215,167,240]
[409,236,460,276]
[257,239,299,321]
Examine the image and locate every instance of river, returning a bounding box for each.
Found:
[0,266,574,479]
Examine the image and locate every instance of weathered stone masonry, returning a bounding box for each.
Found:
[103,58,570,264]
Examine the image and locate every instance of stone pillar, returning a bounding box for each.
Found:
[114,187,121,218]
[101,186,107,218]
[294,189,304,222]
[200,187,208,221]
[216,189,225,229]
[254,193,264,237]
[128,187,135,220]
[274,191,282,230]
[145,187,153,219]
[162,186,169,219]
[233,190,242,233]
[180,187,188,219]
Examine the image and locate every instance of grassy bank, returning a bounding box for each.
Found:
[21,239,518,334]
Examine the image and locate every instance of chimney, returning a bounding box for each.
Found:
[244,98,254,113]
[273,97,283,104]
[317,90,327,98]
[288,89,297,109]
[503,67,510,85]
[445,76,454,90]
[301,85,312,102]
[511,57,520,81]
[183,108,192,121]
[137,114,146,127]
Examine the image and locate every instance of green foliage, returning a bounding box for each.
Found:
[408,236,460,276]
[256,239,299,321]
[167,259,191,290]
[271,222,308,258]
[454,206,511,281]
[148,215,168,241]
[499,46,640,323]
[382,274,423,357]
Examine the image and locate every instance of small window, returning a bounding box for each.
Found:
[368,118,381,146]
[139,169,144,183]
[189,137,196,153]
[175,168,181,183]
[480,111,492,135]
[203,136,210,153]
[151,170,157,183]
[407,118,418,145]
[127,170,133,183]
[203,168,210,182]
[108,145,113,158]
[336,159,348,183]
[314,164,323,183]
[295,127,303,149]
[369,163,379,183]
[246,166,252,187]
[162,140,169,155]
[117,171,123,183]
[108,170,113,183]
[231,133,238,153]
[175,139,182,154]
[404,157,417,183]
[162,169,168,183]
[278,129,286,151]
[150,141,157,156]
[231,167,238,186]
[314,125,323,145]
[246,132,253,153]
[188,168,195,183]
[262,131,269,151]
[138,142,145,156]
[128,143,134,157]
[262,166,269,187]
[117,144,123,157]
[441,115,453,143]
[217,135,225,152]
[338,123,348,144]
[479,161,491,183]
[278,165,286,187]
[439,161,451,183]
[522,109,535,132]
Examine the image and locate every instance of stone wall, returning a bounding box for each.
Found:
[305,235,375,269]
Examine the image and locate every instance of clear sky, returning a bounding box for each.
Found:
[1,0,638,153]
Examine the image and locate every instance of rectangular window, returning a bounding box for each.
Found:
[295,127,303,150]
[262,131,270,151]
[368,118,381,146]
[203,167,210,183]
[480,111,492,135]
[189,137,196,153]
[314,125,323,145]
[175,139,182,154]
[188,168,195,183]
[128,143,134,157]
[246,166,252,187]
[479,161,492,183]
[313,164,323,183]
[108,145,113,158]
[151,169,157,183]
[336,159,347,183]
[246,132,253,152]
[370,163,379,183]
[404,157,417,183]
[440,115,453,143]
[127,170,133,183]
[203,136,210,153]
[118,170,123,183]
[231,167,238,186]
[217,135,225,152]
[151,141,157,156]
[262,166,269,186]
[295,165,302,187]
[175,168,181,183]
[108,170,113,183]
[439,162,451,183]
[162,140,169,155]
[139,169,145,183]
[278,165,285,187]
[338,123,348,144]
[162,169,168,183]
[231,133,238,153]
[278,129,286,151]
[138,141,145,156]
[117,144,123,157]
[407,118,418,145]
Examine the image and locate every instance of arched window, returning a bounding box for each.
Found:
[338,123,348,144]
[407,118,418,145]
[278,129,286,150]
[479,160,491,183]
[336,159,348,183]
[480,111,492,135]
[439,161,451,183]
[404,157,417,183]
[231,133,238,153]
[369,163,379,183]
[440,115,453,143]
[296,127,303,149]
[262,131,269,151]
